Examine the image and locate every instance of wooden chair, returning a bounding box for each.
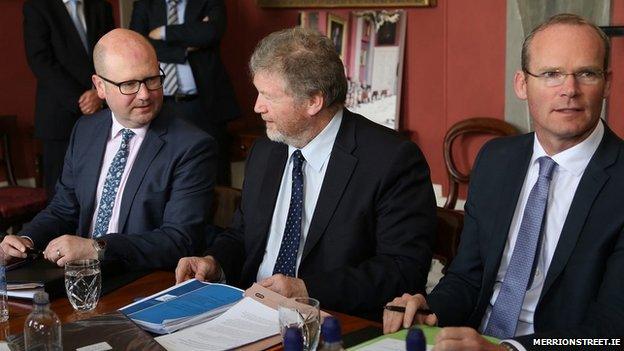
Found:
[443,117,519,209]
[0,115,48,233]
[433,206,464,271]
[211,185,242,229]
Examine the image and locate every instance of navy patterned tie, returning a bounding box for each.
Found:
[273,150,305,277]
[92,129,135,238]
[484,156,557,338]
[162,0,180,96]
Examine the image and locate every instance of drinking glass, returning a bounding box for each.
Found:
[64,259,101,312]
[278,297,320,351]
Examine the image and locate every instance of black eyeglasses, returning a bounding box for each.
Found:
[524,69,605,87]
[98,69,166,95]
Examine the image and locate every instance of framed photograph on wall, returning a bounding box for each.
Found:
[258,0,435,8]
[327,14,347,60]
[300,9,406,130]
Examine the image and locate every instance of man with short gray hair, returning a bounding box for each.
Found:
[175,27,437,320]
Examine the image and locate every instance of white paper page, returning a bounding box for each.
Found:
[355,338,433,351]
[155,297,279,351]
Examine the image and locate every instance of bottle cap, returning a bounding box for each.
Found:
[283,326,304,351]
[321,316,342,343]
[33,291,50,305]
[406,327,426,351]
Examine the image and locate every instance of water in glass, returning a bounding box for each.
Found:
[64,259,101,312]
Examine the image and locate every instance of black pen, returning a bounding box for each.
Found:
[384,305,433,315]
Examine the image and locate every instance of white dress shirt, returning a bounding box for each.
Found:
[480,121,604,342]
[161,0,197,95]
[89,114,149,236]
[256,109,344,281]
[62,0,86,33]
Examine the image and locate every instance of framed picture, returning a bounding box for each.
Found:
[258,0,435,7]
[300,9,406,130]
[327,14,347,60]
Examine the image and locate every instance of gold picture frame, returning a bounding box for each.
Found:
[327,14,347,60]
[258,0,435,8]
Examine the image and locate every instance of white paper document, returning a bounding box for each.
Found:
[155,296,279,351]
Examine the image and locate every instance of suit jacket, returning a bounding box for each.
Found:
[206,110,437,320]
[21,106,216,270]
[428,124,624,347]
[23,0,115,140]
[130,0,240,126]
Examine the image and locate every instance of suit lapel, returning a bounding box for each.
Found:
[53,0,89,58]
[301,111,357,261]
[248,145,288,261]
[540,127,617,298]
[184,0,206,21]
[482,135,534,290]
[152,0,168,24]
[117,116,167,232]
[79,113,111,235]
[83,0,96,52]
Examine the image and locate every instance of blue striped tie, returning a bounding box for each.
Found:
[273,150,305,277]
[484,156,557,338]
[68,0,88,52]
[162,0,180,96]
[92,129,135,238]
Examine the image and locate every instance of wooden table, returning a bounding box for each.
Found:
[2,271,379,346]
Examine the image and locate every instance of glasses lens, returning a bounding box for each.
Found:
[145,76,164,90]
[120,81,141,95]
[576,71,602,84]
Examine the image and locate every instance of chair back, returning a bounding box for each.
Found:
[434,206,464,271]
[211,186,242,229]
[0,115,18,186]
[443,117,518,209]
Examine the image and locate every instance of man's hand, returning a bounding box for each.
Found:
[43,235,97,267]
[434,327,506,351]
[78,89,103,115]
[148,26,165,40]
[0,235,34,258]
[383,293,438,334]
[259,274,308,298]
[175,256,221,283]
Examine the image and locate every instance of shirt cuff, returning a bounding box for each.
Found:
[502,339,526,351]
[161,26,166,41]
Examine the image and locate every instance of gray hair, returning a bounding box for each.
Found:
[521,13,610,72]
[249,27,347,108]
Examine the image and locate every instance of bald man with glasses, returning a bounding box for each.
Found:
[1,29,216,270]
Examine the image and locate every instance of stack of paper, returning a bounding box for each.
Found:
[7,282,44,299]
[119,279,244,334]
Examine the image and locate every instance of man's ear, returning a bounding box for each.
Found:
[513,70,528,100]
[305,92,324,116]
[92,75,106,100]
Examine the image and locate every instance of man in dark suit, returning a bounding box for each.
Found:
[23,0,115,196]
[384,14,623,350]
[129,0,240,185]
[1,29,215,270]
[175,27,437,320]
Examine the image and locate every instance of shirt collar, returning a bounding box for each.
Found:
[110,112,150,140]
[288,108,343,173]
[531,120,604,177]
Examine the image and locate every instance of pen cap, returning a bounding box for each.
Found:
[283,326,304,351]
[321,316,342,343]
[406,327,426,351]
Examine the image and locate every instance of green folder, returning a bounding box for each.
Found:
[348,325,500,350]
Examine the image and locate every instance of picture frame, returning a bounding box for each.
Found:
[258,0,435,8]
[327,14,347,60]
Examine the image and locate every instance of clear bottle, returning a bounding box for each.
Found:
[23,292,62,351]
[406,327,426,351]
[0,255,9,322]
[283,326,304,351]
[319,316,344,351]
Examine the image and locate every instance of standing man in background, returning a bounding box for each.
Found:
[130,0,240,185]
[23,0,115,197]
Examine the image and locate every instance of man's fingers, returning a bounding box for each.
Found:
[425,313,438,326]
